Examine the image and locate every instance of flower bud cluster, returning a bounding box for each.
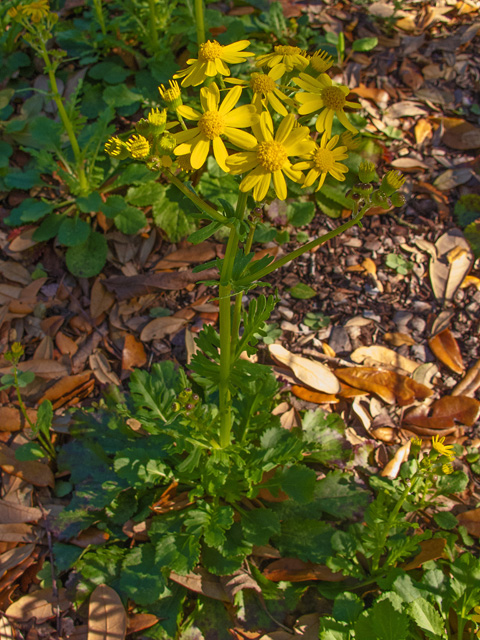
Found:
[347,165,406,213]
[171,387,200,415]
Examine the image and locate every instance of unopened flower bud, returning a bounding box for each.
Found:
[353,182,374,196]
[147,107,167,136]
[159,80,182,110]
[135,119,150,135]
[371,190,391,209]
[157,132,176,154]
[171,401,181,412]
[390,192,406,207]
[380,170,406,196]
[126,134,151,160]
[358,161,378,184]
[104,136,129,159]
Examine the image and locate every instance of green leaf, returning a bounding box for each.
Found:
[113,440,170,487]
[117,544,166,605]
[315,470,370,519]
[126,181,165,207]
[320,618,351,640]
[286,201,315,227]
[279,465,317,503]
[76,192,103,213]
[352,37,378,51]
[303,312,330,329]
[33,213,66,241]
[89,61,131,84]
[17,370,36,387]
[103,85,141,108]
[129,361,182,424]
[241,508,281,546]
[301,410,351,465]
[288,283,316,299]
[201,544,244,575]
[152,185,196,242]
[0,141,13,168]
[407,598,444,637]
[454,194,480,227]
[4,169,43,189]
[5,199,53,225]
[464,222,480,259]
[114,207,147,234]
[14,441,46,461]
[52,542,83,572]
[332,592,364,624]
[273,518,333,563]
[433,511,458,530]
[57,217,91,247]
[34,399,53,441]
[188,221,223,244]
[355,594,410,640]
[65,231,108,278]
[185,503,234,548]
[436,470,468,496]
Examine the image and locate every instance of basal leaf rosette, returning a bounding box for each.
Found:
[173,83,258,172]
[292,132,349,191]
[226,67,295,117]
[173,40,254,87]
[294,73,361,137]
[227,111,315,201]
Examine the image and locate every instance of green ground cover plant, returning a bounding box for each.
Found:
[3,0,480,638]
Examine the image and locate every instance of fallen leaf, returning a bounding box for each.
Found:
[126,614,159,635]
[430,230,474,303]
[140,316,187,342]
[390,157,429,170]
[122,334,147,371]
[263,558,345,582]
[452,359,480,397]
[434,168,475,190]
[88,585,127,640]
[268,345,340,394]
[0,443,54,487]
[154,242,216,269]
[0,544,35,574]
[404,395,480,429]
[290,385,339,404]
[0,407,38,432]
[350,84,390,109]
[103,269,218,300]
[457,509,480,537]
[89,352,121,386]
[403,538,447,570]
[0,359,69,380]
[383,332,417,347]
[428,329,464,374]
[336,368,433,406]
[5,587,70,623]
[40,371,94,409]
[169,568,232,602]
[381,440,411,478]
[414,119,433,145]
[442,120,480,150]
[0,499,41,523]
[0,617,16,640]
[90,277,115,320]
[350,346,419,374]
[55,332,79,356]
[0,523,35,542]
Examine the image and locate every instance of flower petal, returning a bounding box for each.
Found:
[224,127,258,150]
[177,105,202,121]
[275,114,295,144]
[213,137,229,172]
[273,170,287,200]
[227,151,258,174]
[224,104,257,128]
[219,86,242,115]
[337,109,358,133]
[174,127,201,144]
[190,137,210,169]
[254,172,272,201]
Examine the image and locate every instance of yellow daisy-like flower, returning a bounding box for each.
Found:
[255,45,309,76]
[226,66,294,116]
[292,132,348,192]
[126,134,151,160]
[159,80,182,109]
[431,435,454,459]
[227,111,315,202]
[173,40,253,88]
[19,0,50,22]
[294,72,361,137]
[309,50,334,74]
[442,463,454,475]
[174,82,258,172]
[340,131,360,150]
[104,136,128,159]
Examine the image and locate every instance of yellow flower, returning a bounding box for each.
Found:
[411,436,423,448]
[19,0,50,21]
[227,66,294,116]
[227,111,314,202]
[104,136,128,159]
[442,463,454,475]
[255,45,309,76]
[340,131,360,150]
[381,170,406,196]
[174,83,258,172]
[292,132,348,192]
[126,134,151,159]
[173,40,253,87]
[309,50,334,74]
[159,80,182,110]
[294,73,361,137]
[431,435,454,459]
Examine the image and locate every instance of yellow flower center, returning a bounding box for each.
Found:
[198,111,225,139]
[126,135,150,159]
[321,86,346,110]
[199,40,223,62]
[250,73,276,94]
[312,148,335,173]
[148,108,166,126]
[274,45,301,56]
[256,140,288,172]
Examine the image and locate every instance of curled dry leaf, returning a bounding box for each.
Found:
[452,358,480,397]
[291,385,339,404]
[383,332,416,347]
[403,395,480,430]
[126,614,159,635]
[40,371,93,405]
[140,316,187,342]
[0,617,16,640]
[89,351,121,386]
[403,538,447,570]
[350,346,419,374]
[263,558,345,583]
[428,328,464,374]
[335,367,432,406]
[88,584,127,640]
[268,344,340,394]
[5,586,70,623]
[430,229,473,303]
[0,544,35,575]
[381,440,411,479]
[457,509,480,537]
[122,334,147,371]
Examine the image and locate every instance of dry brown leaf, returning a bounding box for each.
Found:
[350,345,419,374]
[72,527,110,548]
[33,335,54,361]
[399,58,424,89]
[40,371,93,404]
[371,427,400,443]
[263,558,345,583]
[390,157,429,170]
[457,509,480,536]
[0,544,35,575]
[381,440,411,478]
[89,352,121,386]
[383,332,416,347]
[55,332,79,356]
[350,83,390,109]
[5,587,70,623]
[0,443,54,487]
[442,120,480,150]
[90,277,115,320]
[122,334,147,371]
[290,385,339,404]
[415,119,433,145]
[268,344,340,394]
[403,538,447,570]
[404,395,480,430]
[103,269,218,300]
[0,260,31,285]
[154,242,216,269]
[126,614,159,635]
[88,584,127,640]
[0,359,69,380]
[0,406,38,432]
[452,359,480,397]
[428,329,464,374]
[169,568,232,602]
[0,523,35,543]
[0,616,16,640]
[335,368,432,406]
[140,316,187,342]
[0,499,41,523]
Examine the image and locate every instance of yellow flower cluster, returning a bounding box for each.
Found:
[8,0,50,22]
[106,39,365,202]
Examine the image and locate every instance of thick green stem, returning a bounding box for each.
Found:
[147,0,159,51]
[194,0,206,47]
[231,220,256,359]
[236,206,367,287]
[163,170,228,223]
[218,192,248,448]
[39,44,89,195]
[92,0,106,34]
